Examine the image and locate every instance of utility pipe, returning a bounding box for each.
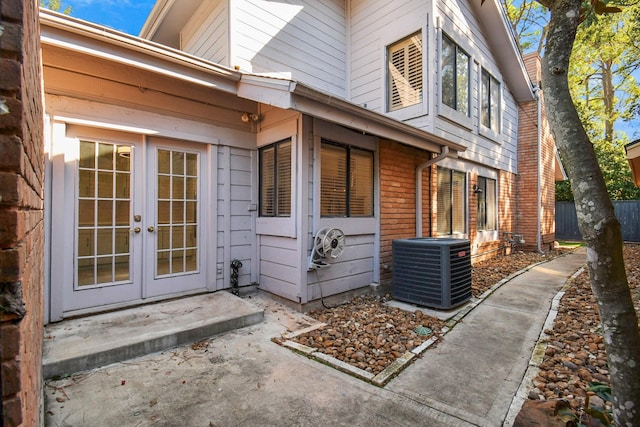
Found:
[416,146,451,237]
[534,84,543,253]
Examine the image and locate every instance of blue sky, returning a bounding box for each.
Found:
[60,0,156,36]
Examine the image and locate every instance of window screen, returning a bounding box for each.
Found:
[477,176,496,231]
[259,139,291,217]
[321,141,373,217]
[481,69,501,131]
[437,167,466,235]
[441,34,470,116]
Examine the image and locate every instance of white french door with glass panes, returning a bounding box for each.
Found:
[53,133,209,317]
[144,143,206,297]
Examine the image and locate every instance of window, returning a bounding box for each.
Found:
[481,69,501,131]
[259,139,291,217]
[476,176,496,231]
[437,167,466,235]
[441,34,470,116]
[321,140,373,217]
[387,32,423,112]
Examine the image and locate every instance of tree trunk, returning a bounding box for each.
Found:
[540,0,640,424]
[602,59,614,144]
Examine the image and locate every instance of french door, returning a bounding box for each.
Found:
[53,134,209,317]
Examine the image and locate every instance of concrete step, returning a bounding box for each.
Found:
[42,291,264,379]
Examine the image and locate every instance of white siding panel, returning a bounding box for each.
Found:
[349,0,431,112]
[216,145,256,290]
[231,0,347,96]
[182,1,229,65]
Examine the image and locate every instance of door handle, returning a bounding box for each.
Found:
[132,227,141,233]
[148,226,155,232]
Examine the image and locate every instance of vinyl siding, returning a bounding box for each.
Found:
[349,0,431,115]
[217,146,255,289]
[433,0,519,173]
[181,1,229,65]
[230,0,347,96]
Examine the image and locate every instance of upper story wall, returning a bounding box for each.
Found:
[180,0,348,97]
[176,0,525,174]
[349,0,521,174]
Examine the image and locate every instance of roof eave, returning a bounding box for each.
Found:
[39,9,241,94]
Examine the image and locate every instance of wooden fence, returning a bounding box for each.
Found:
[555,200,640,242]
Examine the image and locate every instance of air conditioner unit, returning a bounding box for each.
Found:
[392,238,472,309]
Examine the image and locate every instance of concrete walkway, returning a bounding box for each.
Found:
[44,249,586,427]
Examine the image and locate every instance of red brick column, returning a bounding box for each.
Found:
[516,53,557,251]
[379,139,433,285]
[1,0,45,425]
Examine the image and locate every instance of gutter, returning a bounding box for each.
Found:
[416,147,451,237]
[284,81,467,153]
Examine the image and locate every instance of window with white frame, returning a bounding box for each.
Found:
[440,34,470,117]
[481,69,501,132]
[476,176,496,231]
[321,140,374,217]
[437,167,466,235]
[259,139,291,217]
[387,31,423,112]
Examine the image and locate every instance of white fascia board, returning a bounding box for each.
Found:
[40,10,240,94]
[289,83,467,154]
[237,75,295,109]
[238,74,465,154]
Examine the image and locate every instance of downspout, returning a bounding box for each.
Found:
[534,84,543,253]
[416,146,451,237]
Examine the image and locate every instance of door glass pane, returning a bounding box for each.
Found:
[78,229,94,257]
[77,140,132,286]
[98,143,114,170]
[97,229,113,255]
[116,145,131,171]
[158,201,171,224]
[97,200,113,226]
[172,152,184,175]
[77,258,94,286]
[79,170,95,197]
[172,250,185,274]
[114,256,130,281]
[158,176,170,199]
[97,172,113,198]
[79,141,95,168]
[158,150,171,174]
[156,149,198,276]
[185,201,197,223]
[157,226,170,250]
[172,176,185,199]
[186,153,197,176]
[157,252,170,276]
[78,200,95,226]
[115,173,130,198]
[115,229,129,254]
[96,257,113,283]
[115,201,129,226]
[172,201,184,223]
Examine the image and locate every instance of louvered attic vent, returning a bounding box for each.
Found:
[392,238,472,310]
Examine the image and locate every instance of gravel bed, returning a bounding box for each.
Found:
[287,248,571,376]
[529,244,640,411]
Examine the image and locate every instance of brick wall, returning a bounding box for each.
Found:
[516,53,556,252]
[0,0,45,426]
[379,139,432,285]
